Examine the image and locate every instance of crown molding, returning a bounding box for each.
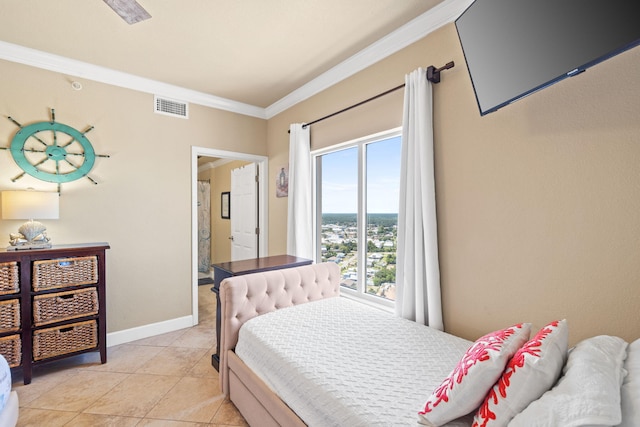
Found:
[264,0,473,119]
[0,0,471,121]
[0,40,266,119]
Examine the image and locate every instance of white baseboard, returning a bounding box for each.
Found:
[106,315,195,347]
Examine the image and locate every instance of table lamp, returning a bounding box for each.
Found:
[1,190,59,250]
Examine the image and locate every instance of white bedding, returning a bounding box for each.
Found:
[235,296,474,427]
[0,355,17,427]
[0,392,18,427]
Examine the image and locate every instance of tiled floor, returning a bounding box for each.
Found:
[11,285,248,427]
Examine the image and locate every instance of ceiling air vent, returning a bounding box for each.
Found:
[154,96,188,119]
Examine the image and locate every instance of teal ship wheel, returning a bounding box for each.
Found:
[11,120,96,183]
[3,109,108,191]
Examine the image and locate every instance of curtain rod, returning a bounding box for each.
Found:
[293,61,454,130]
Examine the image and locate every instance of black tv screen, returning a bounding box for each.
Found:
[455,0,640,116]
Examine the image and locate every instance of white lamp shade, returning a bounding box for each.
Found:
[1,191,59,220]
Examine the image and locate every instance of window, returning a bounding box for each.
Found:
[313,129,401,307]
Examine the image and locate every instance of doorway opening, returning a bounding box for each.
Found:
[191,146,268,325]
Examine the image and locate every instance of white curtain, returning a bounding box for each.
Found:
[287,124,313,259]
[395,68,443,330]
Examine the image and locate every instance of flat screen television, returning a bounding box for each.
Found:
[455,0,640,116]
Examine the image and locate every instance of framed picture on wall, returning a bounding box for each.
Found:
[221,192,230,219]
[276,165,289,198]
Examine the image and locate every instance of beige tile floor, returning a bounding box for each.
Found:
[11,285,249,427]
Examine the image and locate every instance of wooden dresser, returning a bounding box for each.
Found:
[0,242,109,384]
[210,255,312,370]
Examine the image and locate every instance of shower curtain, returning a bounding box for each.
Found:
[197,180,211,274]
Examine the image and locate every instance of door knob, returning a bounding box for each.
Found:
[229,236,234,241]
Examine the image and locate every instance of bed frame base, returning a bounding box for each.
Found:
[228,350,306,427]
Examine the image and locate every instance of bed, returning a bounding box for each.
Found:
[218,262,639,427]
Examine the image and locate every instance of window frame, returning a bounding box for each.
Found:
[312,127,402,310]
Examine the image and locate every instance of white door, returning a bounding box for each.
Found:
[230,163,258,261]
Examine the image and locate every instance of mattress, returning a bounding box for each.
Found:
[235,296,475,427]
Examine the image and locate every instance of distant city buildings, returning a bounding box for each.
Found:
[320,214,397,301]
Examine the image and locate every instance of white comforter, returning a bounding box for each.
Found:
[235,296,474,427]
[0,355,18,427]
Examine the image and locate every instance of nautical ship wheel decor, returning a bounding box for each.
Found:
[2,108,109,192]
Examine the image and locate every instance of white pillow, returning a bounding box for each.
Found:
[619,338,640,427]
[0,355,10,412]
[473,319,568,427]
[509,334,628,427]
[418,323,531,426]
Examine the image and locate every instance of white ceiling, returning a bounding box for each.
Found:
[0,0,470,117]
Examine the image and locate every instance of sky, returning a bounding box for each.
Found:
[321,135,401,214]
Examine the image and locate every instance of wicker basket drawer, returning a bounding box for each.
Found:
[0,334,21,367]
[33,256,98,291]
[33,288,98,326]
[0,299,20,333]
[0,262,19,295]
[33,320,98,361]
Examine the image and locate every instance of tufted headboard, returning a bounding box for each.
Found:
[218,262,340,395]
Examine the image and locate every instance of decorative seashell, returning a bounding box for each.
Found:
[18,221,48,242]
[9,233,28,245]
[31,233,49,243]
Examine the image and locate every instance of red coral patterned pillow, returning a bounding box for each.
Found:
[418,323,531,426]
[472,319,569,427]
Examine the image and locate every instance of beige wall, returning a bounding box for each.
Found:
[2,21,638,346]
[0,59,267,334]
[266,24,640,346]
